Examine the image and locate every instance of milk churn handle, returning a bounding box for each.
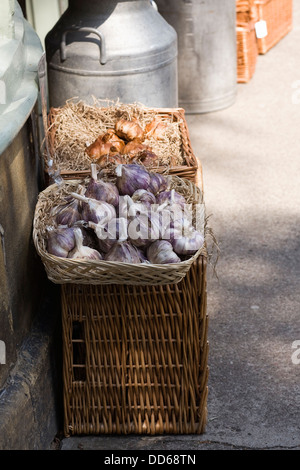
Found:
[60,27,107,65]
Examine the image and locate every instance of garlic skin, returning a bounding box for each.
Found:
[51,196,83,227]
[115,164,151,196]
[68,228,102,260]
[71,192,116,225]
[148,172,168,195]
[171,227,204,256]
[131,189,156,208]
[147,240,181,264]
[46,226,75,258]
[85,164,119,207]
[89,217,128,253]
[104,241,142,263]
[156,189,186,209]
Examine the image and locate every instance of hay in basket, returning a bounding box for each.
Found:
[33,172,207,286]
[45,99,201,185]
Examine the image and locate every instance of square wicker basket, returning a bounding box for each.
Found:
[45,103,202,188]
[61,254,209,436]
[254,0,293,54]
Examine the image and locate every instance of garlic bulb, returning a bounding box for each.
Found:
[131,189,156,208]
[68,228,102,260]
[71,192,116,225]
[89,217,128,253]
[148,172,168,195]
[46,226,75,258]
[156,189,186,209]
[171,226,204,255]
[104,241,142,263]
[54,200,82,227]
[76,224,100,251]
[85,164,119,207]
[127,210,165,248]
[147,240,181,264]
[115,164,151,196]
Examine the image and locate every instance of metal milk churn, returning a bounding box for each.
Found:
[155,0,237,113]
[45,0,178,108]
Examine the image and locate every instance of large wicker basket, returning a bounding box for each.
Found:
[33,175,206,286]
[62,254,209,436]
[45,103,202,188]
[236,0,258,83]
[254,0,293,54]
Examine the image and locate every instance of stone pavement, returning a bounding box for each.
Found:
[59,4,300,451]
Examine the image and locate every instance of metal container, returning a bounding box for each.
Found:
[45,0,178,108]
[155,0,237,113]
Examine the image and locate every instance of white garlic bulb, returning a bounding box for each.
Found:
[68,228,103,260]
[147,240,181,264]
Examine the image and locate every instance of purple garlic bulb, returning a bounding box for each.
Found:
[156,189,186,210]
[89,217,128,253]
[148,172,168,195]
[104,241,142,264]
[131,189,156,208]
[115,164,151,196]
[85,163,119,207]
[46,226,75,258]
[128,211,165,248]
[71,192,116,225]
[171,228,204,256]
[51,198,82,227]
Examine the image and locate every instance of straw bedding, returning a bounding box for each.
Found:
[47,99,186,173]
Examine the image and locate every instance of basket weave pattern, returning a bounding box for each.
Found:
[236,0,259,83]
[254,0,293,54]
[62,255,209,436]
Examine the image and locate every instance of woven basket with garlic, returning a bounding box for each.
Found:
[33,163,207,286]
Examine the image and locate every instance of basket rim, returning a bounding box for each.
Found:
[33,175,206,285]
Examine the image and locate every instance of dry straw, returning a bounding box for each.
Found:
[33,174,207,286]
[45,99,201,186]
[48,99,184,171]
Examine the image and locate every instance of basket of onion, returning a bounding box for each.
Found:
[33,163,206,286]
[45,100,202,188]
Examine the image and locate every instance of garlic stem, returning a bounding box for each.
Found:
[90,163,98,181]
[70,192,90,203]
